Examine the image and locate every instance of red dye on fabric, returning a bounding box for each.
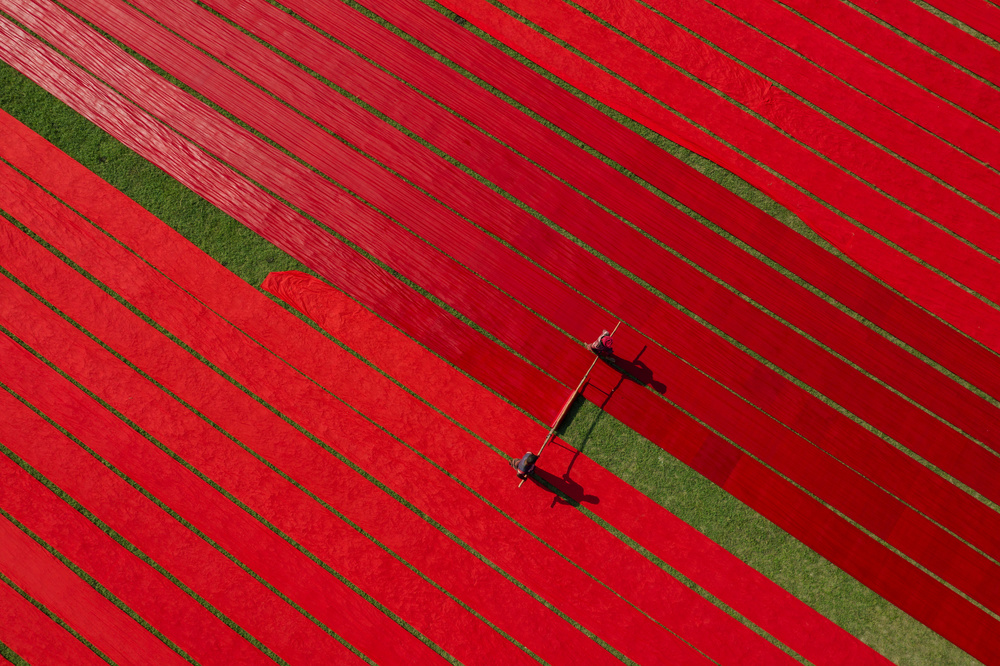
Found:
[0,578,106,666]
[0,509,189,666]
[0,441,271,666]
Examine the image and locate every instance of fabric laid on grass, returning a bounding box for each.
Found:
[5,1,1000,628]
[167,0,1000,465]
[0,499,189,666]
[850,0,1000,87]
[702,0,1000,170]
[778,0,1000,132]
[0,119,866,666]
[15,0,588,386]
[263,271,892,666]
[0,577,107,666]
[18,0,1000,503]
[0,30,567,427]
[263,271,1000,665]
[630,0,1000,230]
[0,204,599,666]
[1,13,996,660]
[439,0,1000,305]
[0,364,369,666]
[281,0,1000,396]
[0,430,272,666]
[0,179,704,665]
[920,0,1000,45]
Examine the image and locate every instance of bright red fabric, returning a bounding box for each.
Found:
[852,0,1000,86]
[173,0,1000,462]
[0,198,608,665]
[0,436,271,666]
[262,272,890,666]
[629,0,1000,228]
[0,112,883,663]
[0,181,705,665]
[18,0,1000,500]
[0,507,189,666]
[0,578,106,666]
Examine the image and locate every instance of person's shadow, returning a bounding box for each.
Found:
[601,345,666,394]
[527,441,600,508]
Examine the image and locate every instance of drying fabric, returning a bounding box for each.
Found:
[174,0,1000,457]
[3,7,996,656]
[0,184,703,664]
[1,3,1000,624]
[700,0,1000,170]
[777,0,1000,130]
[0,115,884,666]
[339,0,1000,372]
[631,0,1000,228]
[0,373,369,666]
[438,0,1000,304]
[262,271,891,666]
[0,578,107,666]
[0,241,551,666]
[920,0,1000,45]
[0,506,189,666]
[0,13,569,424]
[851,0,1000,86]
[0,438,271,666]
[0,334,427,664]
[21,0,1000,486]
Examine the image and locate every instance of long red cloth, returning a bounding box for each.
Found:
[699,0,1000,169]
[0,575,107,666]
[0,112,886,665]
[3,13,996,656]
[165,0,1000,459]
[777,0,1000,131]
[5,0,1000,627]
[0,503,189,666]
[0,438,271,666]
[0,371,368,665]
[19,0,1000,505]
[438,0,1000,303]
[851,0,1000,86]
[628,0,1000,229]
[0,178,706,664]
[0,199,608,665]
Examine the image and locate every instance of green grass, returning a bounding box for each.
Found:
[0,9,985,663]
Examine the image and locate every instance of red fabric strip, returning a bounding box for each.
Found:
[262,271,891,666]
[6,0,1000,620]
[346,0,1000,367]
[443,0,1000,301]
[851,0,1000,86]
[627,0,1000,235]
[0,437,271,666]
[0,115,876,664]
[0,179,704,665]
[0,578,106,666]
[0,197,598,666]
[0,504,189,666]
[177,0,1000,465]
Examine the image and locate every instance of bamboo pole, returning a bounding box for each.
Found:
[518,322,621,487]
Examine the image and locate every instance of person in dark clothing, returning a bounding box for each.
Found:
[510,452,539,479]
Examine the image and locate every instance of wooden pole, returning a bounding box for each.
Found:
[518,322,621,487]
